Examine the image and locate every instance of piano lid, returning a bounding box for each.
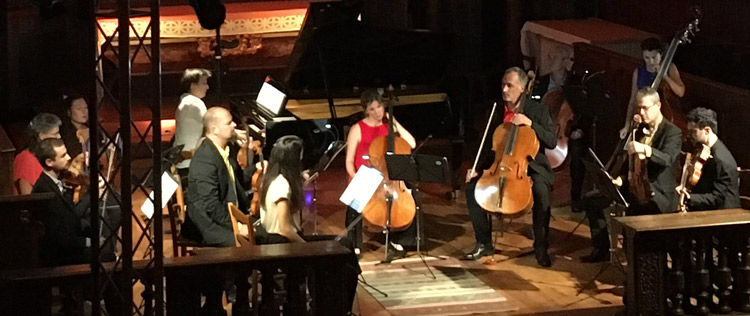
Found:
[283,1,451,98]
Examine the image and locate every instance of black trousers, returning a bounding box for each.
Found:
[568,137,587,202]
[466,172,551,251]
[586,198,662,252]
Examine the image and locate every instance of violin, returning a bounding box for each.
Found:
[473,70,539,217]
[360,90,416,231]
[677,144,711,212]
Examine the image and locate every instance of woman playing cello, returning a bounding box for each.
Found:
[344,89,416,260]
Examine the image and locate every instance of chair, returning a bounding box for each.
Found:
[166,169,204,257]
[738,168,750,210]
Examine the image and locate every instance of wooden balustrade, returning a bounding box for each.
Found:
[617,208,750,315]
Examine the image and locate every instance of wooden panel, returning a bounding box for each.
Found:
[615,208,750,233]
[0,124,15,195]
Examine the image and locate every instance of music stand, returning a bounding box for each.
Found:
[385,153,452,279]
[576,148,628,294]
[306,140,346,233]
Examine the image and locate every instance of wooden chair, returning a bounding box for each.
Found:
[166,169,205,257]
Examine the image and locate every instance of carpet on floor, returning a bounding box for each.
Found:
[359,257,517,316]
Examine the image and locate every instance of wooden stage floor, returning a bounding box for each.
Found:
[289,163,625,316]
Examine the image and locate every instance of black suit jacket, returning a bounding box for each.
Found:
[687,140,741,211]
[630,119,682,214]
[182,139,250,247]
[476,98,557,185]
[32,172,91,267]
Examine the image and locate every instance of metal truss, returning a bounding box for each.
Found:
[89,0,163,313]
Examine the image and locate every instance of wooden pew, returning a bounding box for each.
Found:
[0,193,55,270]
[0,240,351,316]
[616,208,750,316]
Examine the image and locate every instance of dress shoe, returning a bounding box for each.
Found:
[581,249,610,263]
[461,244,495,261]
[382,245,407,263]
[535,249,552,267]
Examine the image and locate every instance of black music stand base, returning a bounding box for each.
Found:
[382,153,453,279]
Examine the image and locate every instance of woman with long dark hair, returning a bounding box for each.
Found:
[257,135,360,315]
[258,135,306,243]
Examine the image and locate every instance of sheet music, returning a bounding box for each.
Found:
[339,166,383,213]
[140,171,180,219]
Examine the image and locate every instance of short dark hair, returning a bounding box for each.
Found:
[360,89,384,109]
[62,92,86,111]
[687,107,719,133]
[180,68,212,93]
[26,113,62,151]
[34,138,65,168]
[641,37,663,53]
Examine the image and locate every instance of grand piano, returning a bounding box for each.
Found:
[230,0,460,174]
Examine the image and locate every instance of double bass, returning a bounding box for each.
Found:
[360,91,416,231]
[473,71,539,217]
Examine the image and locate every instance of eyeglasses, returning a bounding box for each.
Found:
[636,103,659,111]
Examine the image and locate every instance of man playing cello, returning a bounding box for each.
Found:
[583,87,682,262]
[463,67,557,267]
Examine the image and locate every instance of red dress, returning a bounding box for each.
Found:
[353,120,388,172]
[13,149,43,194]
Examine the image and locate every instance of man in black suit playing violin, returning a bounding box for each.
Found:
[463,67,557,267]
[676,107,740,211]
[583,87,682,262]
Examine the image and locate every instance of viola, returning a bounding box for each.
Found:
[473,70,539,217]
[248,140,264,217]
[677,144,711,212]
[236,119,264,217]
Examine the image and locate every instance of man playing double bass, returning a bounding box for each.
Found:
[583,87,682,262]
[463,67,557,267]
[676,107,740,211]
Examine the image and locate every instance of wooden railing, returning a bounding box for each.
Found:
[0,240,351,315]
[616,209,750,315]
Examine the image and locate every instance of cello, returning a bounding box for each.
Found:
[473,71,539,217]
[360,90,416,231]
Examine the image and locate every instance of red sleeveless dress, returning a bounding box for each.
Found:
[354,120,388,172]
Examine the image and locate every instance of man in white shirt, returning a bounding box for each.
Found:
[174,68,212,184]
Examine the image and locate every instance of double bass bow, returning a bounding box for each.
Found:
[473,70,539,217]
[360,88,416,231]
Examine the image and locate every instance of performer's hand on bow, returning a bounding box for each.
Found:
[465,169,479,183]
[612,176,623,188]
